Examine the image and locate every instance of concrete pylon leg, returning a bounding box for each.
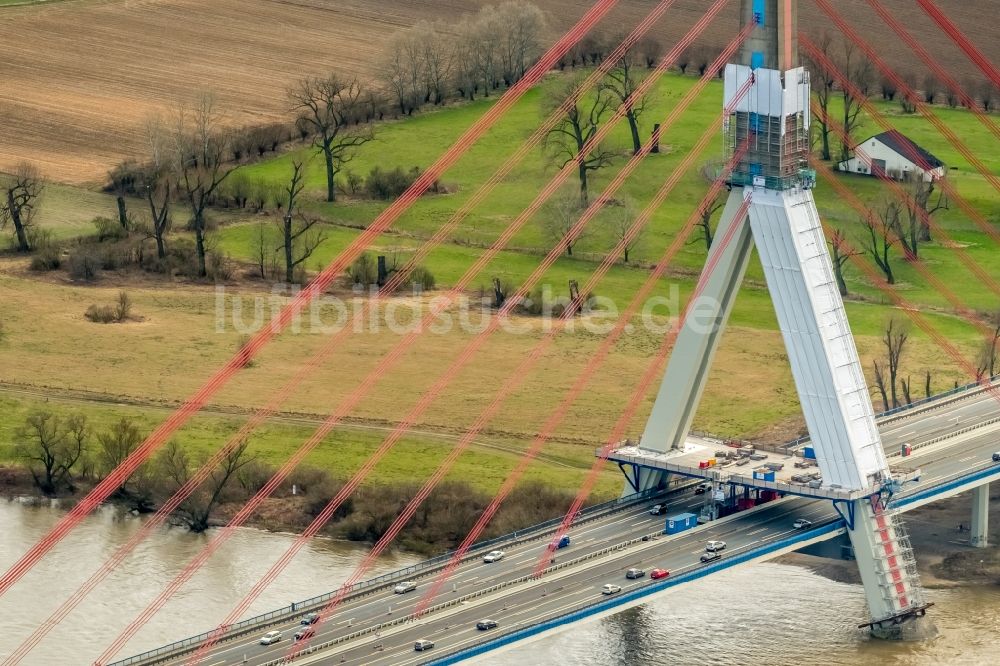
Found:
[636,190,754,459]
[971,483,989,548]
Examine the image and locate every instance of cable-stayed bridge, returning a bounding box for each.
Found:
[2,1,998,665]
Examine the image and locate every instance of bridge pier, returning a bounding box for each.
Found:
[970,482,990,548]
[846,496,936,640]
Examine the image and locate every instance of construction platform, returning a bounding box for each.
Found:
[605,436,921,502]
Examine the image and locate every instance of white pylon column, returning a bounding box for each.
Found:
[626,0,929,633]
[971,483,990,548]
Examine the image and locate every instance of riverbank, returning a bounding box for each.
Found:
[777,488,1000,588]
[0,464,588,557]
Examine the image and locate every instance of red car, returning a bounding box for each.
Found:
[650,568,670,580]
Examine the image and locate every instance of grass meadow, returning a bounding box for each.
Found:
[2,70,998,501]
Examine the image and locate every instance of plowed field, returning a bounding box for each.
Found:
[1,0,996,183]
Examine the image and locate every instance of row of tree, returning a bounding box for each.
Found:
[13,412,253,531]
[381,2,546,114]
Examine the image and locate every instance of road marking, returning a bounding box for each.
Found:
[747,527,767,536]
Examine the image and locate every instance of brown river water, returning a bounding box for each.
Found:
[1,499,998,665]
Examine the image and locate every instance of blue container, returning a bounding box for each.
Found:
[664,512,698,535]
[753,470,776,482]
[803,447,816,459]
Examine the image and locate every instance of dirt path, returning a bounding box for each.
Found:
[0,380,595,468]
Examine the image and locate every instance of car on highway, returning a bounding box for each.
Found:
[601,583,622,595]
[476,619,499,630]
[414,639,435,651]
[294,627,315,641]
[548,535,571,550]
[625,567,646,579]
[993,451,1000,462]
[694,482,712,495]
[300,612,320,625]
[700,551,721,564]
[793,518,813,529]
[259,630,282,645]
[705,540,727,552]
[649,504,666,515]
[394,581,417,594]
[650,568,669,580]
[483,550,505,563]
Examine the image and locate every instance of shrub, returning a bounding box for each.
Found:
[84,291,134,323]
[237,460,276,495]
[349,253,377,286]
[407,266,436,291]
[30,247,61,271]
[68,251,100,282]
[26,227,55,252]
[344,170,364,196]
[365,166,416,200]
[115,291,132,321]
[207,250,235,281]
[236,334,256,368]
[92,216,128,242]
[85,304,118,323]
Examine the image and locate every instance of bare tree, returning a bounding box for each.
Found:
[494,1,546,86]
[542,193,588,257]
[601,38,649,155]
[899,72,919,114]
[1,162,44,252]
[879,75,898,101]
[881,316,909,409]
[277,161,326,283]
[156,439,255,533]
[803,30,837,160]
[472,6,504,94]
[289,74,374,203]
[453,19,482,101]
[910,177,948,244]
[901,375,913,405]
[170,93,242,276]
[108,160,138,231]
[976,309,1000,380]
[922,74,941,104]
[382,29,422,114]
[96,417,155,510]
[637,35,662,69]
[979,81,996,112]
[136,115,174,260]
[608,198,641,264]
[253,222,278,280]
[15,412,87,495]
[416,21,453,105]
[839,40,874,163]
[872,360,890,413]
[859,200,900,285]
[543,76,617,204]
[695,164,726,250]
[828,228,860,297]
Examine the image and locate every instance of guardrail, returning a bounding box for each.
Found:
[777,375,1000,453]
[110,487,665,666]
[260,528,669,666]
[427,520,846,665]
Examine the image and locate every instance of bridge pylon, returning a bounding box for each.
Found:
[616,0,931,635]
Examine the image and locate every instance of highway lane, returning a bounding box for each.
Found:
[158,489,709,666]
[148,386,1000,666]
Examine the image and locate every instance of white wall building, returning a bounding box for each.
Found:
[838,130,945,182]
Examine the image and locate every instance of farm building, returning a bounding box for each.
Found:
[837,130,945,182]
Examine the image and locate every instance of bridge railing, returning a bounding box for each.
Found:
[426,520,847,665]
[109,487,665,666]
[776,375,999,454]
